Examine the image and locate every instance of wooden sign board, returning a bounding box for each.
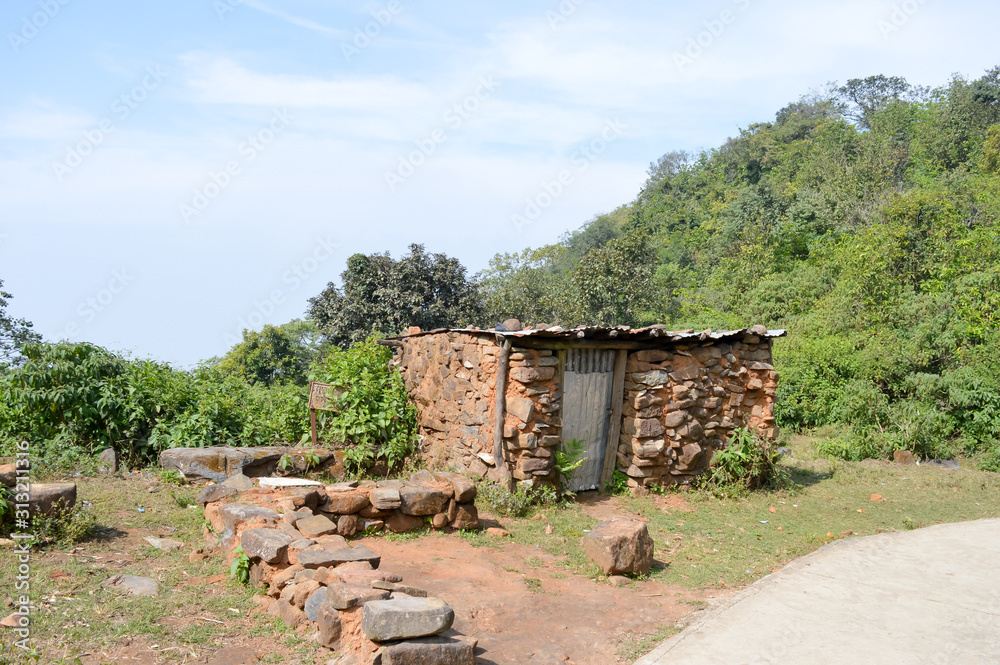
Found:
[308,381,343,446]
[309,381,342,412]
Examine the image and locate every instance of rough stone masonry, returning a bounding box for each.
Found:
[390,323,782,490]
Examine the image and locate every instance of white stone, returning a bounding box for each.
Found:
[258,477,324,487]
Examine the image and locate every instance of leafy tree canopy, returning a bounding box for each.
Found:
[0,279,41,365]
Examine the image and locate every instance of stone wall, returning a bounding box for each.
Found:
[502,346,562,484]
[619,330,779,489]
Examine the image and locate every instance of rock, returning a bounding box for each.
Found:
[296,515,338,538]
[287,488,321,510]
[196,484,239,505]
[102,574,158,597]
[371,487,402,511]
[582,519,654,575]
[371,580,428,598]
[399,486,450,516]
[317,602,343,649]
[98,448,117,473]
[326,584,391,610]
[258,477,323,488]
[216,504,280,537]
[380,634,475,665]
[144,536,183,553]
[0,464,16,487]
[0,612,23,628]
[323,489,370,515]
[509,367,555,383]
[28,483,77,517]
[241,528,294,564]
[301,586,329,620]
[609,575,630,587]
[485,527,510,537]
[507,397,535,423]
[633,370,670,386]
[893,450,915,465]
[385,512,424,534]
[297,545,381,569]
[292,580,321,609]
[278,522,302,540]
[664,411,686,429]
[336,569,403,586]
[923,459,960,470]
[450,504,479,531]
[476,452,495,466]
[159,446,333,483]
[316,535,351,551]
[501,318,522,331]
[362,597,455,642]
[221,473,255,490]
[338,514,359,538]
[432,512,449,529]
[268,598,305,628]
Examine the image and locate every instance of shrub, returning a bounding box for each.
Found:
[477,481,556,518]
[311,336,418,475]
[703,427,784,494]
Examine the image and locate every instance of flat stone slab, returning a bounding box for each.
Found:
[196,484,239,505]
[371,487,402,511]
[635,518,1000,665]
[326,583,391,610]
[144,536,184,553]
[241,528,293,564]
[296,544,381,570]
[159,447,332,483]
[296,515,338,538]
[362,597,455,641]
[102,574,158,597]
[372,580,428,597]
[258,477,324,487]
[380,634,475,665]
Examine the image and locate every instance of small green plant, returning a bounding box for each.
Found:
[555,438,587,496]
[902,516,916,530]
[170,491,195,509]
[158,468,186,486]
[303,451,321,470]
[277,453,293,472]
[524,577,543,593]
[477,481,556,518]
[702,427,784,495]
[978,447,1000,473]
[603,469,630,495]
[29,502,97,546]
[230,545,252,585]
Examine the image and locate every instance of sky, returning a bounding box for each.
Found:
[2,0,998,367]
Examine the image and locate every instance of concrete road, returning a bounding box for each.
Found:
[635,519,1000,665]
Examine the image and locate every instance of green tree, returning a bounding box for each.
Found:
[308,244,481,346]
[837,75,916,129]
[0,279,41,365]
[219,324,310,386]
[573,231,656,326]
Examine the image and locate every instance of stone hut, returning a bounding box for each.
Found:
[381,324,784,491]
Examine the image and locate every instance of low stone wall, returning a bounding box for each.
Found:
[619,329,779,488]
[199,472,480,664]
[503,346,562,484]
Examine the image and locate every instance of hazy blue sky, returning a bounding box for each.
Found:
[2,0,998,366]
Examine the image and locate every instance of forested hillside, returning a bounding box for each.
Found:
[476,70,1000,464]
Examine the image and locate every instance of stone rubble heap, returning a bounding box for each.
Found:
[199,471,480,664]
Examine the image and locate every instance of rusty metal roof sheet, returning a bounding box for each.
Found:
[385,325,786,343]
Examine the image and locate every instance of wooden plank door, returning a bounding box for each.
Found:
[561,348,616,491]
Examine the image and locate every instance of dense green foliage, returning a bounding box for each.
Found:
[308,244,481,347]
[476,67,1000,463]
[0,338,415,473]
[217,320,319,386]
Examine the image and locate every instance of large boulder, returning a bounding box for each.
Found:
[362,597,455,642]
[398,485,450,516]
[582,519,654,575]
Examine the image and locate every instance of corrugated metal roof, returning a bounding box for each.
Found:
[385,325,786,343]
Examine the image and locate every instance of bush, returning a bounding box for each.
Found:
[702,427,784,494]
[477,481,556,518]
[311,336,418,474]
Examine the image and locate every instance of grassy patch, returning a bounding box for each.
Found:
[617,625,680,661]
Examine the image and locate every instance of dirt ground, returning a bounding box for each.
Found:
[368,531,718,665]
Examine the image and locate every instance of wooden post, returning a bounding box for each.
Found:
[600,349,629,491]
[493,338,513,485]
[310,408,318,448]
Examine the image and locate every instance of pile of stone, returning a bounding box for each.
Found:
[199,471,479,664]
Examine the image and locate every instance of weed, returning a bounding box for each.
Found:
[555,438,587,494]
[702,427,784,496]
[604,469,630,495]
[29,503,97,546]
[502,566,521,573]
[158,468,186,486]
[617,625,680,660]
[384,527,430,542]
[230,545,252,585]
[170,490,195,509]
[477,481,556,518]
[277,453,293,472]
[524,577,543,592]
